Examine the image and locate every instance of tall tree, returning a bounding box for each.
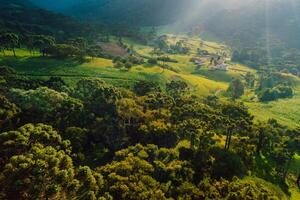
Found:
[227,78,245,100]
[0,33,19,57]
[0,95,20,131]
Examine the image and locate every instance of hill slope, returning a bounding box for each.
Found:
[30,0,187,26]
[0,0,93,40]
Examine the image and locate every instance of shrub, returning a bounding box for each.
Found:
[124,62,133,69]
[259,84,293,102]
[157,56,178,63]
[148,58,158,65]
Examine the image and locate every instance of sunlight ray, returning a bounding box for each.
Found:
[264,0,272,67]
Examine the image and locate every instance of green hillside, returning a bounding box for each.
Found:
[2,34,299,128]
[1,5,300,196]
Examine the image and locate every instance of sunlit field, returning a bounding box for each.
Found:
[1,0,300,199]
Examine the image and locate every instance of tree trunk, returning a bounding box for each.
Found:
[12,48,16,57]
[256,129,263,155]
[224,131,229,150]
[297,173,300,187]
[227,132,232,150]
[283,156,293,181]
[224,128,232,150]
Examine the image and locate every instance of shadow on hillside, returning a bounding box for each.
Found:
[0,56,86,72]
[254,155,291,196]
[192,69,233,83]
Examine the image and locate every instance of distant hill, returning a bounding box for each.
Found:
[0,0,33,6]
[29,0,81,12]
[195,0,300,50]
[25,0,300,71]
[0,0,94,40]
[28,0,300,50]
[181,0,300,72]
[30,0,187,26]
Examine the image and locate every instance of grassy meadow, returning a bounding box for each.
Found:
[1,35,300,128]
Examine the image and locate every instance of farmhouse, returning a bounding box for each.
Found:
[190,57,205,66]
[211,63,228,71]
[210,57,228,71]
[159,35,168,41]
[198,49,210,56]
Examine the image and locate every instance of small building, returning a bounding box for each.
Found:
[190,57,205,66]
[212,63,228,71]
[210,57,228,71]
[159,35,168,41]
[198,49,209,56]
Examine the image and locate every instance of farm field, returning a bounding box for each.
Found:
[2,1,300,199]
[1,36,299,128]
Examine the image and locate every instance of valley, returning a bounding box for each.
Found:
[1,1,300,199]
[2,34,299,128]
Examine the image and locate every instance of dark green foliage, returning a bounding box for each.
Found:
[157,56,178,63]
[154,39,189,55]
[8,87,83,128]
[0,145,75,199]
[177,119,215,149]
[257,72,295,90]
[43,76,67,92]
[155,38,169,51]
[255,72,294,102]
[134,80,161,96]
[86,45,103,58]
[0,1,94,41]
[227,78,245,100]
[199,177,284,200]
[113,56,144,69]
[124,61,133,70]
[231,49,263,69]
[0,32,19,57]
[44,44,81,58]
[211,147,246,179]
[144,92,174,110]
[244,72,256,88]
[62,127,89,155]
[0,123,106,199]
[0,95,20,130]
[259,84,293,102]
[139,119,178,148]
[0,68,293,200]
[147,58,158,65]
[0,66,44,90]
[99,144,194,200]
[74,78,121,116]
[24,34,55,55]
[166,80,189,94]
[170,40,190,54]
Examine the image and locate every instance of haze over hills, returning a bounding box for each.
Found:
[1,1,300,200]
[0,0,97,41]
[29,0,185,25]
[28,0,300,47]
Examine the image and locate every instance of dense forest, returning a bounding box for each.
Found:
[2,65,300,199]
[1,0,300,199]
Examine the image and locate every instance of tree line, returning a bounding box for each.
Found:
[0,32,104,59]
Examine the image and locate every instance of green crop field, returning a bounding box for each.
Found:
[1,36,300,129]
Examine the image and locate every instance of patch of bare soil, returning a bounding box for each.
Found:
[99,42,128,57]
